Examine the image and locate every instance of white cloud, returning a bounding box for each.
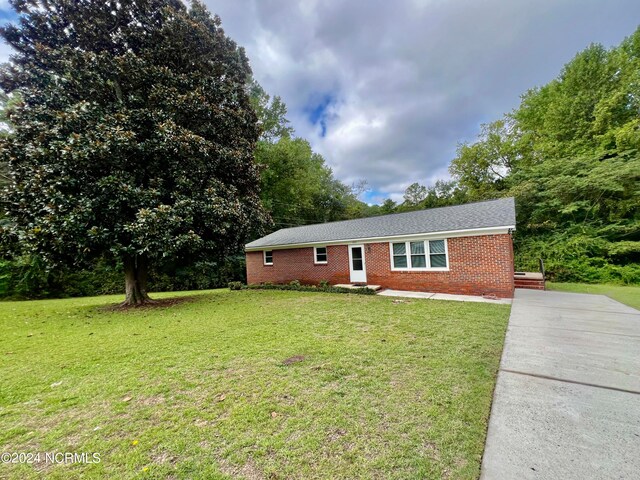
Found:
[1,0,639,202]
[204,0,640,201]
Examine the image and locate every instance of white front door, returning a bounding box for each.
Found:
[348,245,367,284]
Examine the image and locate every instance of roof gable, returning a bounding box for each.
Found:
[246,197,516,249]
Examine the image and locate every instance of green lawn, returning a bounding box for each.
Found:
[547,282,640,310]
[0,289,510,479]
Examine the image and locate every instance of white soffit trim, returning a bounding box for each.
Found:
[245,225,515,252]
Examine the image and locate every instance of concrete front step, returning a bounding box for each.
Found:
[334,284,381,291]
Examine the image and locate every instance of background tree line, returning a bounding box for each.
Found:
[379,27,640,284]
[1,8,637,299]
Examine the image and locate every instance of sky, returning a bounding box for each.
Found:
[0,1,639,204]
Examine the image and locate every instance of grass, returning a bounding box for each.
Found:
[0,289,510,479]
[547,282,640,310]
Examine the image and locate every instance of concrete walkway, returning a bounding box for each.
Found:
[481,289,640,480]
[377,289,512,304]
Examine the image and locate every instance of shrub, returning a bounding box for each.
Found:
[319,280,330,288]
[247,283,376,295]
[289,279,301,287]
[228,281,244,291]
[147,255,246,292]
[0,255,122,299]
[514,232,640,285]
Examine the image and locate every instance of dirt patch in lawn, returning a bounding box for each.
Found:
[101,296,198,312]
[218,457,266,480]
[282,355,305,365]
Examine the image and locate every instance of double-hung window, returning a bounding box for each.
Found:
[314,246,328,264]
[390,239,448,270]
[392,243,408,268]
[428,239,447,267]
[264,250,273,265]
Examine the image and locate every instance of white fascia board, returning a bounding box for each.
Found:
[245,225,515,252]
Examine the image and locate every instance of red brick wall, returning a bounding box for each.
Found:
[246,234,514,298]
[246,245,351,286]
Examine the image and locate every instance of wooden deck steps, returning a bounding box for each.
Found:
[514,272,545,290]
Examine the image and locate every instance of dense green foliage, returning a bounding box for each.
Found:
[0,91,19,192]
[0,255,246,299]
[256,137,365,228]
[0,0,268,303]
[380,29,640,284]
[456,30,640,283]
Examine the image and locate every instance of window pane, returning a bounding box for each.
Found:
[352,259,363,271]
[392,243,406,255]
[411,254,426,268]
[429,240,445,254]
[316,247,327,262]
[410,241,425,254]
[351,247,362,260]
[430,254,446,268]
[393,255,407,268]
[265,251,273,263]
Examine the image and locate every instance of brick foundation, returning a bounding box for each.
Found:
[246,234,514,298]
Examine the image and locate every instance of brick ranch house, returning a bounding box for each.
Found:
[245,198,517,298]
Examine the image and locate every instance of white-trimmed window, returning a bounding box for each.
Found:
[263,250,273,265]
[314,246,328,264]
[390,239,448,270]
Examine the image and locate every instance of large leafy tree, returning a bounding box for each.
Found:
[0,0,268,304]
[248,79,293,142]
[448,27,640,282]
[256,136,361,228]
[449,118,523,200]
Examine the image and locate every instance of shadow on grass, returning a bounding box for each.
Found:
[101,295,199,312]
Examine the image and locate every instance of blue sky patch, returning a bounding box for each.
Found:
[0,8,18,22]
[304,94,335,137]
[361,189,387,205]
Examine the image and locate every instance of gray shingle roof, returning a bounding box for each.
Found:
[246,197,515,249]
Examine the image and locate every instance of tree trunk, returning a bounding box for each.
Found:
[122,255,154,306]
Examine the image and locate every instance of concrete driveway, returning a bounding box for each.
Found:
[481,289,640,480]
